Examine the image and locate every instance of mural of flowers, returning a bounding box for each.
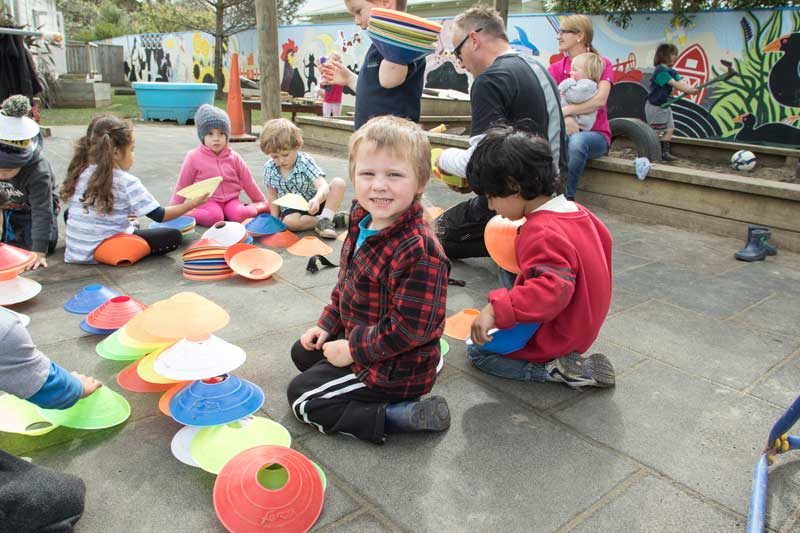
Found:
[709,10,800,139]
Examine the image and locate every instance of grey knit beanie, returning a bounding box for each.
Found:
[195,104,230,141]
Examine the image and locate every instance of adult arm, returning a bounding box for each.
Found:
[22,159,55,256]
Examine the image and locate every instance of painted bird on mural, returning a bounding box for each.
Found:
[764,32,800,108]
[509,27,539,56]
[733,113,800,147]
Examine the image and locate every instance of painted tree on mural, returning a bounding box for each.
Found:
[548,0,797,27]
[709,10,800,141]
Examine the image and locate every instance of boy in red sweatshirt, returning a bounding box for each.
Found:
[468,126,615,388]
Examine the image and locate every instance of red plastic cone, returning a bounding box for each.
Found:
[226,53,256,142]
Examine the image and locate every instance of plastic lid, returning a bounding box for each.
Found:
[38,386,130,430]
[202,221,248,247]
[0,276,42,306]
[158,382,188,417]
[79,318,116,336]
[191,416,292,474]
[136,347,185,384]
[271,193,310,211]
[444,308,480,341]
[287,236,333,257]
[169,374,264,427]
[245,214,287,236]
[0,242,35,271]
[229,248,283,280]
[213,445,325,533]
[176,176,223,199]
[259,230,300,249]
[64,284,121,314]
[465,322,541,355]
[0,393,58,436]
[154,335,246,381]
[93,233,151,267]
[223,242,257,265]
[137,292,230,339]
[85,295,147,330]
[171,425,202,467]
[117,360,178,393]
[484,215,524,274]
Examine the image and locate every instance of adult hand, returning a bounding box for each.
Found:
[27,252,47,270]
[73,372,102,398]
[300,326,330,350]
[322,339,354,367]
[470,303,496,345]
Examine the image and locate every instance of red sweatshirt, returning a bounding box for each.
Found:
[488,201,612,363]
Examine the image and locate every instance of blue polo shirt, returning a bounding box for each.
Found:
[354,44,425,129]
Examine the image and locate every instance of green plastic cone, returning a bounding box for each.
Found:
[38,386,130,430]
[190,416,291,474]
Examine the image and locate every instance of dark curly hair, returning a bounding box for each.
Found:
[466,125,559,199]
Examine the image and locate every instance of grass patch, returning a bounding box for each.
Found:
[41,93,295,127]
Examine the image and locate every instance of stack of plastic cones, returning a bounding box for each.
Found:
[0,243,41,306]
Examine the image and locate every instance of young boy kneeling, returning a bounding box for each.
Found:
[468,126,615,388]
[287,116,451,444]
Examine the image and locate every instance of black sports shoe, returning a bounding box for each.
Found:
[546,352,616,389]
[384,396,451,433]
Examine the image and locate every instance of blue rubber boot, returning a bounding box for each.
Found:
[735,228,770,262]
[385,396,451,434]
[748,225,777,256]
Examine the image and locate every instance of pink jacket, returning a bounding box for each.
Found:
[170,144,265,205]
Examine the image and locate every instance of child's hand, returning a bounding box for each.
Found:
[470,303,496,346]
[307,198,320,215]
[300,326,330,350]
[27,252,47,270]
[188,192,211,208]
[687,86,700,95]
[321,59,353,87]
[322,339,354,367]
[73,372,102,398]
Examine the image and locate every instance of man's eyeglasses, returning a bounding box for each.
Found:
[558,29,578,35]
[453,27,483,60]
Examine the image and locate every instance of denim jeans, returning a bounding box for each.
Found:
[467,344,550,382]
[565,131,608,199]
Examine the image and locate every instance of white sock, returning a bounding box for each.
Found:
[320,208,334,220]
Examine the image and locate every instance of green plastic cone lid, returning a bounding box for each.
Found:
[0,393,58,436]
[38,386,130,429]
[190,416,292,474]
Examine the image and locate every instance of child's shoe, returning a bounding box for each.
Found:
[251,201,271,215]
[546,352,615,389]
[315,218,337,239]
[332,211,349,229]
[385,396,451,433]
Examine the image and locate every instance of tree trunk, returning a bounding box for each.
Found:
[255,0,281,120]
[214,1,225,99]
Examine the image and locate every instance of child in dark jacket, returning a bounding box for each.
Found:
[467,126,616,388]
[0,311,101,531]
[0,95,58,269]
[287,116,451,444]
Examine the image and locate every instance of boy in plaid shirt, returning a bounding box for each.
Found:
[287,116,451,444]
[260,118,348,239]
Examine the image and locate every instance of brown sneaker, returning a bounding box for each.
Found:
[315,218,337,239]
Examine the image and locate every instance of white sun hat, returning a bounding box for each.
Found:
[0,95,40,142]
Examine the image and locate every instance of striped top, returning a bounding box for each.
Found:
[65,165,160,263]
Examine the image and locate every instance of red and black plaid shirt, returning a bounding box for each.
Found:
[318,200,450,397]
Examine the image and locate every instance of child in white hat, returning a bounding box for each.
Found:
[0,95,58,269]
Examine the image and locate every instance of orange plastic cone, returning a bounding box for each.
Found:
[444,308,480,340]
[226,52,256,142]
[484,215,525,274]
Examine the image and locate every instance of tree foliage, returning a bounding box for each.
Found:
[546,0,797,28]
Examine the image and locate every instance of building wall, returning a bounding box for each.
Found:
[108,8,800,147]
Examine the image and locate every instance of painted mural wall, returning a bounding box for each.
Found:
[108,8,800,147]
